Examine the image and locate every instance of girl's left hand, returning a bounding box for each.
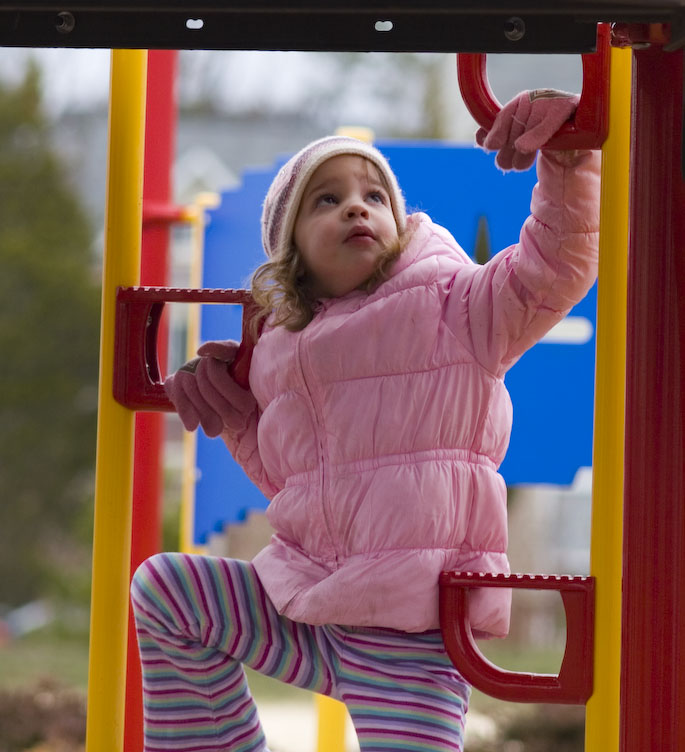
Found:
[164,340,257,438]
[476,89,580,172]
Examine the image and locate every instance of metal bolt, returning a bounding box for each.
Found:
[504,16,525,42]
[56,11,76,34]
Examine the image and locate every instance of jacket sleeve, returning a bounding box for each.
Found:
[220,412,280,500]
[443,149,601,377]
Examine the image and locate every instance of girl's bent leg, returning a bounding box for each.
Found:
[336,628,470,752]
[130,553,334,752]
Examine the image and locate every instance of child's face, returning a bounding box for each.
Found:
[293,155,399,298]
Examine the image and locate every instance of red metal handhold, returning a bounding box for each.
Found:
[439,571,595,704]
[113,286,257,411]
[457,23,611,151]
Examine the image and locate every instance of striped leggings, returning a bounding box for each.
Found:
[131,553,470,752]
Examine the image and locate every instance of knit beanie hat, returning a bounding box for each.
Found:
[261,136,407,259]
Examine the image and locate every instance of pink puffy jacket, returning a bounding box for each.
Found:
[222,150,600,637]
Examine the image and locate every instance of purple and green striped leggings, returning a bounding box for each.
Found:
[131,553,470,752]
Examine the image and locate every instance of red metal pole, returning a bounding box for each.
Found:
[620,45,685,750]
[124,49,179,752]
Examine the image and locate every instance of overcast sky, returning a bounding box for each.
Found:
[0,48,388,117]
[0,48,110,114]
[0,47,582,134]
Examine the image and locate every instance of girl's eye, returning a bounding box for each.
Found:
[367,191,385,204]
[316,194,338,206]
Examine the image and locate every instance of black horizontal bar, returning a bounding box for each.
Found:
[0,11,603,52]
[1,1,683,51]
[0,0,683,12]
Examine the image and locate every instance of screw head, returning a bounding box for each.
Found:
[504,16,526,42]
[56,11,76,34]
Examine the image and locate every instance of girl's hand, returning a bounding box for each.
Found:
[476,89,580,172]
[164,340,256,437]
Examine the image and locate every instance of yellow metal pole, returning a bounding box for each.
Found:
[85,49,148,752]
[585,46,632,752]
[180,194,219,555]
[316,694,347,752]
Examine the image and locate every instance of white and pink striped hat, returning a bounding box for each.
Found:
[261,136,407,259]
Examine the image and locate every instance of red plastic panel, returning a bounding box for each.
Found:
[113,286,257,411]
[439,571,595,704]
[457,23,611,151]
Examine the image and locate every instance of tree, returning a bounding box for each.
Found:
[0,62,100,606]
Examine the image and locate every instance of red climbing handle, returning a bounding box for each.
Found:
[439,572,595,704]
[113,286,258,411]
[457,23,611,151]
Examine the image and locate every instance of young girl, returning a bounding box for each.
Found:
[131,90,600,752]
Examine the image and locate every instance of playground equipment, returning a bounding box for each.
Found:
[618,33,685,749]
[1,3,684,751]
[440,28,630,752]
[111,30,627,750]
[440,572,596,704]
[457,23,612,150]
[84,48,146,752]
[124,49,178,751]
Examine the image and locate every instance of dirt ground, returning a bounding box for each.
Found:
[0,679,85,752]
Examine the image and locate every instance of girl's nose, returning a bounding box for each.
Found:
[345,199,369,218]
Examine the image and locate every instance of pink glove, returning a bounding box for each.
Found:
[476,89,579,172]
[164,340,256,438]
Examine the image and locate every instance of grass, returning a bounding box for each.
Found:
[0,630,89,692]
[0,623,563,701]
[468,640,565,714]
[0,627,314,705]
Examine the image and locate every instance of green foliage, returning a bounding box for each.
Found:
[0,62,100,606]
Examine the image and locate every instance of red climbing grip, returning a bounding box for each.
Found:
[439,571,595,704]
[457,23,611,151]
[113,286,257,411]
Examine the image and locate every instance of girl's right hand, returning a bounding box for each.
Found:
[164,340,257,438]
[476,89,579,172]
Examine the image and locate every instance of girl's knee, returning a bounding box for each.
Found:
[130,552,180,611]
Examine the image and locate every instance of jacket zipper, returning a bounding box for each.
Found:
[295,330,339,565]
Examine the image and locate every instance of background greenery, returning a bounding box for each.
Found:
[0,63,99,608]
